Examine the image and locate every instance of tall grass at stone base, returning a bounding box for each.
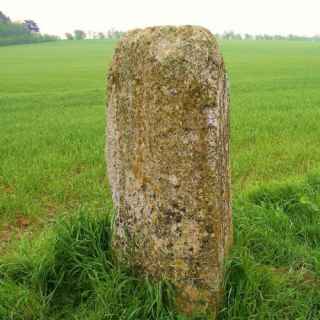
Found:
[1,172,320,319]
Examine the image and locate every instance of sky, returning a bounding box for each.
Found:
[2,0,320,37]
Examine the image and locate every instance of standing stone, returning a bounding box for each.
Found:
[107,26,232,316]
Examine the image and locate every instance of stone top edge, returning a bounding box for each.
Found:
[126,25,213,34]
[121,25,217,42]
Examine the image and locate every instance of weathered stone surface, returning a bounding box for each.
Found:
[107,25,232,316]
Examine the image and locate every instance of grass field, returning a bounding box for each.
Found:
[0,39,320,319]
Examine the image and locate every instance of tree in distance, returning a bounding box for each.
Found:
[65,32,74,40]
[74,29,86,40]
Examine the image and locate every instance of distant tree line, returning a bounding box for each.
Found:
[65,28,125,40]
[0,10,58,46]
[216,30,320,41]
[65,28,320,42]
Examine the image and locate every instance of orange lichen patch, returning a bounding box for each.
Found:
[176,284,220,317]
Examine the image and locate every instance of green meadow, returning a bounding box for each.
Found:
[0,39,320,319]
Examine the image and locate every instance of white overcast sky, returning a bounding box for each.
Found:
[2,0,319,37]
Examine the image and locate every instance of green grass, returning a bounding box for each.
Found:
[0,40,117,226]
[0,39,320,319]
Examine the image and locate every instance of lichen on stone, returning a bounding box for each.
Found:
[106,25,232,317]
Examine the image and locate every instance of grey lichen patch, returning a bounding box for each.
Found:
[106,25,232,317]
